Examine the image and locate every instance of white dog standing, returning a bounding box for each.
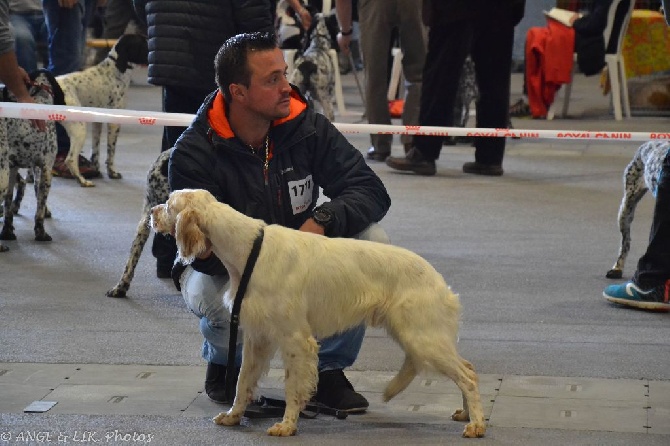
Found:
[151,188,485,438]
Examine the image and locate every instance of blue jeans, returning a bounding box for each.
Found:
[180,223,390,369]
[42,0,95,75]
[10,12,48,72]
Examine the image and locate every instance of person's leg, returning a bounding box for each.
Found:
[604,148,670,310]
[9,13,39,72]
[161,85,211,151]
[466,12,515,172]
[43,0,86,75]
[415,23,471,161]
[633,149,670,288]
[396,0,426,149]
[180,267,243,402]
[385,21,471,175]
[358,0,393,158]
[94,0,137,64]
[180,267,242,366]
[314,223,389,411]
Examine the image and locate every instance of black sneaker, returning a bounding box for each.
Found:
[156,261,172,279]
[313,369,368,413]
[366,146,390,162]
[385,147,436,176]
[509,98,531,118]
[462,161,503,176]
[205,362,239,404]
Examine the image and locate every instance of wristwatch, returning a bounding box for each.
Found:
[312,206,334,231]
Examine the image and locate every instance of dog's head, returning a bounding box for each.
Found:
[1,69,65,106]
[150,189,218,263]
[111,34,149,73]
[305,13,333,52]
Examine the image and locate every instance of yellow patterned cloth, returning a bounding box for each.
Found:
[622,10,670,79]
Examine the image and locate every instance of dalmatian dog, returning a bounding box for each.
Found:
[106,149,171,297]
[288,13,335,121]
[606,140,670,279]
[57,34,148,187]
[0,70,65,249]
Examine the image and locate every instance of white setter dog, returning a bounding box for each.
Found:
[150,189,485,438]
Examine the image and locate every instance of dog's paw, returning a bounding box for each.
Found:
[106,286,127,298]
[267,422,297,437]
[108,170,122,180]
[79,179,95,188]
[34,232,52,242]
[606,269,623,279]
[462,422,486,438]
[451,408,470,422]
[0,229,17,241]
[212,411,241,426]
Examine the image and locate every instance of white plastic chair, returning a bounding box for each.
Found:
[553,0,635,120]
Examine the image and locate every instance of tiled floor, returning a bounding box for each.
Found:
[2,363,668,435]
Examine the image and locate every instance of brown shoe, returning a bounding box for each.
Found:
[385,147,436,176]
[462,161,503,176]
[366,146,390,162]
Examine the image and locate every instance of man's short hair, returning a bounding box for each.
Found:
[215,32,279,103]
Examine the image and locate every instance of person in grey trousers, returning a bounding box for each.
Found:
[336,0,426,161]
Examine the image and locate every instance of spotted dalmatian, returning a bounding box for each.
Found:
[454,56,478,128]
[607,140,670,279]
[57,34,148,187]
[288,13,335,121]
[0,70,65,250]
[106,149,172,297]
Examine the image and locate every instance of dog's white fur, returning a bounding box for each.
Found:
[607,140,669,278]
[151,189,485,438]
[57,34,147,187]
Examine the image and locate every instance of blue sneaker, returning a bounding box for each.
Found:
[603,280,670,311]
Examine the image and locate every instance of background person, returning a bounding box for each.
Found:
[385,0,526,177]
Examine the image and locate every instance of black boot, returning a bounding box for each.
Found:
[385,147,436,176]
[313,369,368,413]
[205,362,238,404]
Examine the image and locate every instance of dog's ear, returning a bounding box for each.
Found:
[174,208,208,264]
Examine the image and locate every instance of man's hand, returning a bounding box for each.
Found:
[13,67,46,132]
[337,32,353,55]
[299,218,325,236]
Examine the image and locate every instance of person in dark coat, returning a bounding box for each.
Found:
[132,0,275,278]
[169,32,391,409]
[385,0,526,177]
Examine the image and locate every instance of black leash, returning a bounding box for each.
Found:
[224,228,265,402]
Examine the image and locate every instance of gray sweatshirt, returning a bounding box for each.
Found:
[0,0,15,56]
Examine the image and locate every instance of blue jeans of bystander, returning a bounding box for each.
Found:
[10,11,48,72]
